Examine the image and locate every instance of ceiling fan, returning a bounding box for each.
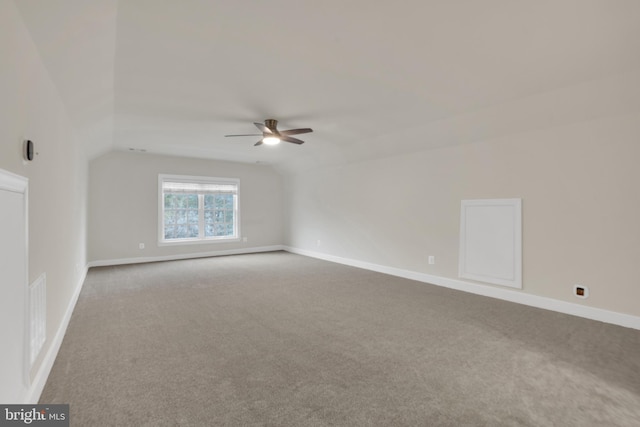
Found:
[225,119,313,146]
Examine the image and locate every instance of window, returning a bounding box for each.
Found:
[159,174,239,244]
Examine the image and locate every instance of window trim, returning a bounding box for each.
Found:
[158,174,241,246]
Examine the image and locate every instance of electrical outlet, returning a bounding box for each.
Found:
[428,256,435,265]
[573,284,589,299]
[139,243,145,250]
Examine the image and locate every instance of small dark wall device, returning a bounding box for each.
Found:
[24,139,34,161]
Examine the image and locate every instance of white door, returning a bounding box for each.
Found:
[0,169,29,403]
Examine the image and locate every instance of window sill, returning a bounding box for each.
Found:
[158,237,241,247]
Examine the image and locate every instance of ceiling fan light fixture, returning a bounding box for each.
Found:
[225,119,312,146]
[263,136,281,145]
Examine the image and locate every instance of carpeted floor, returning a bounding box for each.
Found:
[40,251,640,426]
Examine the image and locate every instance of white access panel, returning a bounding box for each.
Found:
[0,168,29,403]
[459,198,522,289]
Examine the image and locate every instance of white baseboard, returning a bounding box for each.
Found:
[87,245,285,268]
[284,246,640,331]
[25,265,88,403]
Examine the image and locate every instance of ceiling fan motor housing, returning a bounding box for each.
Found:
[264,119,279,134]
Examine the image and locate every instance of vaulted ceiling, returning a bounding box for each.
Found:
[15,0,640,172]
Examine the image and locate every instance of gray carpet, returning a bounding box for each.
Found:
[40,251,640,426]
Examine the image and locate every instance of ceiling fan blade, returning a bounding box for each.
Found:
[280,128,313,136]
[281,136,305,145]
[254,122,273,134]
[254,140,263,146]
[225,134,262,137]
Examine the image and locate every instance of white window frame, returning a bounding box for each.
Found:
[158,174,240,246]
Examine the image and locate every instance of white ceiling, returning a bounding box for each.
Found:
[15,0,640,172]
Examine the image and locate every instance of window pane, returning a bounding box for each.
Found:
[176,210,187,225]
[164,210,176,225]
[215,210,224,221]
[188,209,198,222]
[176,225,188,238]
[164,194,175,209]
[204,210,214,222]
[225,210,233,222]
[187,194,198,208]
[188,225,199,238]
[205,223,214,237]
[164,227,174,239]
[215,196,225,209]
[204,195,214,209]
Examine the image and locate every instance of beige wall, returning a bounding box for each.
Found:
[88,151,284,262]
[0,0,88,382]
[284,112,640,317]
